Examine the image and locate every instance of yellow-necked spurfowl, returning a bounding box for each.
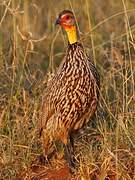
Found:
[39,10,100,170]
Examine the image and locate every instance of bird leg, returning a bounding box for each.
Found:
[63,135,77,172]
[38,150,56,165]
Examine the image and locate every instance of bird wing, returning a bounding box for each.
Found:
[39,84,55,136]
[87,55,100,88]
[38,54,68,136]
[38,69,64,136]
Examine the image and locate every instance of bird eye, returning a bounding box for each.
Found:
[66,16,70,20]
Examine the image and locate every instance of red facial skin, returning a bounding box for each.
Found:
[59,13,75,29]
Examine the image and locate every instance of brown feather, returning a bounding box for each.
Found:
[39,42,100,156]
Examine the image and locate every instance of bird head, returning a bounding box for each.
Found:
[55,10,75,28]
[55,10,77,44]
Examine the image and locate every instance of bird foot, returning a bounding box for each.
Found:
[38,154,50,165]
[69,157,79,173]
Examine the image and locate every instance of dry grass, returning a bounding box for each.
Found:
[0,0,135,179]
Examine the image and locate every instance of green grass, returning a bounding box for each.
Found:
[0,0,135,179]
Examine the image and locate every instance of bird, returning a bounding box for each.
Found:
[39,10,100,170]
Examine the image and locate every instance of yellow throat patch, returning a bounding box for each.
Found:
[65,26,77,44]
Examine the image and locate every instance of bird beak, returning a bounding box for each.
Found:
[55,18,60,25]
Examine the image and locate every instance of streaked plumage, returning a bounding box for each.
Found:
[39,10,100,169]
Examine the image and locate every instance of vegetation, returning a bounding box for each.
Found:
[0,0,135,179]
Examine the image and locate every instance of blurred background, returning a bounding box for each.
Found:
[0,0,135,179]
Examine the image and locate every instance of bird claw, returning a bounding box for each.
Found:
[68,160,76,173]
[38,154,50,165]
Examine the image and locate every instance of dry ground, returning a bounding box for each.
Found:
[0,0,135,179]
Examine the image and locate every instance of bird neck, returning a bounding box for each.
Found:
[65,26,77,44]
